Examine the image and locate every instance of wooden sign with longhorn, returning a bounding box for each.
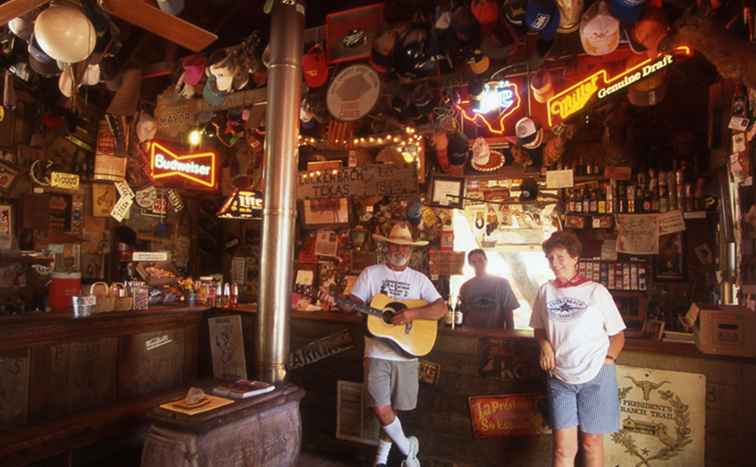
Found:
[154,88,268,137]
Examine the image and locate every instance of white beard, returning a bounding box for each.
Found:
[388,253,410,268]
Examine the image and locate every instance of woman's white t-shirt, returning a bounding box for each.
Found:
[530,280,626,384]
[350,264,442,361]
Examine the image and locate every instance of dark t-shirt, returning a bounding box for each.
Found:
[459,274,519,328]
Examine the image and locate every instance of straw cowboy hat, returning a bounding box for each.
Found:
[373,223,429,247]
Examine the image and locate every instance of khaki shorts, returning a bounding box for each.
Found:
[364,358,419,411]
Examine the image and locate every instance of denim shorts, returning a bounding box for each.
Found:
[547,364,620,434]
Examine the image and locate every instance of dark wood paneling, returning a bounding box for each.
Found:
[183,324,199,384]
[0,349,30,427]
[118,329,185,399]
[69,338,118,412]
[29,343,70,423]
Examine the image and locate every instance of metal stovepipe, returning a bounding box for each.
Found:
[256,0,304,383]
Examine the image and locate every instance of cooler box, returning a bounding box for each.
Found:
[685,303,756,357]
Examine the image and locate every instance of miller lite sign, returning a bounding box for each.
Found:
[149,142,217,189]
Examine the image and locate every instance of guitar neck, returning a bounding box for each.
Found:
[333,295,384,319]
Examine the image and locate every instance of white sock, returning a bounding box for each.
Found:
[374,439,392,465]
[382,417,410,456]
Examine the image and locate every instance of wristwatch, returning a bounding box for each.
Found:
[605,355,616,361]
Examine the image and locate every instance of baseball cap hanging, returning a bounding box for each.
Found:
[471,0,500,35]
[207,50,238,93]
[624,7,669,58]
[580,0,620,56]
[303,43,328,88]
[556,0,583,33]
[502,0,528,26]
[516,117,544,149]
[610,0,646,25]
[471,137,504,172]
[526,0,561,42]
[182,54,207,86]
[371,29,397,73]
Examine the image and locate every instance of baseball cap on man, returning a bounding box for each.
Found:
[610,0,646,24]
[526,0,561,42]
[303,43,328,88]
[580,0,620,56]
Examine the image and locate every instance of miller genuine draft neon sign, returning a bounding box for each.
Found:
[456,80,522,135]
[149,141,217,189]
[547,47,691,127]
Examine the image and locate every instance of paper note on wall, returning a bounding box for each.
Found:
[616,214,659,255]
[657,210,686,236]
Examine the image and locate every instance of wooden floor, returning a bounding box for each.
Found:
[296,451,357,467]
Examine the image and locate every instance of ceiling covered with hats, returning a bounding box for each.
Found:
[0,0,753,276]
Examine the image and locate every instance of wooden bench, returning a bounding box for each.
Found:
[0,307,207,467]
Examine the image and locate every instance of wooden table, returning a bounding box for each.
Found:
[142,383,305,467]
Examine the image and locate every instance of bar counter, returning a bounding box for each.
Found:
[3,304,753,362]
[2,304,755,466]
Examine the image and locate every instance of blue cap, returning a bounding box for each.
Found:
[526,0,560,42]
[610,0,646,25]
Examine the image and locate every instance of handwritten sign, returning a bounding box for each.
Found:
[545,169,574,188]
[110,195,133,222]
[468,393,550,438]
[50,172,80,190]
[601,239,619,261]
[155,88,267,137]
[297,164,417,199]
[114,180,135,200]
[657,210,686,236]
[288,328,355,369]
[616,214,659,255]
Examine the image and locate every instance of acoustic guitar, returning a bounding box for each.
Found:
[296,286,438,357]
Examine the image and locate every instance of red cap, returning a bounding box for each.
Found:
[471,0,499,34]
[303,43,328,88]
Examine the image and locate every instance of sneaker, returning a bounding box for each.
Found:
[401,436,420,467]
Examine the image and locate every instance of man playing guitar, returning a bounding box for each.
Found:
[321,223,446,467]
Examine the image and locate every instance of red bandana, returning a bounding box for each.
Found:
[553,274,589,288]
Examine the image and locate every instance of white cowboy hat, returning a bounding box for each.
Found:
[373,223,429,247]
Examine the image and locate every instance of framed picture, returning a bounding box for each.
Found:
[301,197,350,229]
[428,175,465,209]
[643,319,666,341]
[654,232,686,281]
[326,3,384,65]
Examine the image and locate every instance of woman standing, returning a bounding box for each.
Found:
[530,231,626,467]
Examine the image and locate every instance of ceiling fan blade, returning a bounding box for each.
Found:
[0,0,49,25]
[101,0,217,52]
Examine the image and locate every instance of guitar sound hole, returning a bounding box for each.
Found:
[383,302,406,324]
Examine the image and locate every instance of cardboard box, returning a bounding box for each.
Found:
[685,303,756,357]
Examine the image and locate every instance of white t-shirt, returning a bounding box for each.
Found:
[350,264,442,361]
[530,280,626,384]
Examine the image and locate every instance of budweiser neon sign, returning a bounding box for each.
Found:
[456,80,522,135]
[149,142,217,189]
[547,47,691,127]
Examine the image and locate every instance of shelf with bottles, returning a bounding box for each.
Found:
[561,165,712,216]
[578,259,648,292]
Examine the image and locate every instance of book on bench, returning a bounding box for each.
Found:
[212,379,275,399]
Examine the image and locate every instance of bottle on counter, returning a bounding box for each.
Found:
[222,282,231,307]
[454,296,464,327]
[207,281,217,307]
[230,282,239,307]
[445,299,455,328]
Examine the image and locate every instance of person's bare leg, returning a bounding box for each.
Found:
[553,427,579,467]
[580,432,604,467]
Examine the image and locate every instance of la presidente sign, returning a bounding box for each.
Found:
[547,47,691,127]
[149,142,217,189]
